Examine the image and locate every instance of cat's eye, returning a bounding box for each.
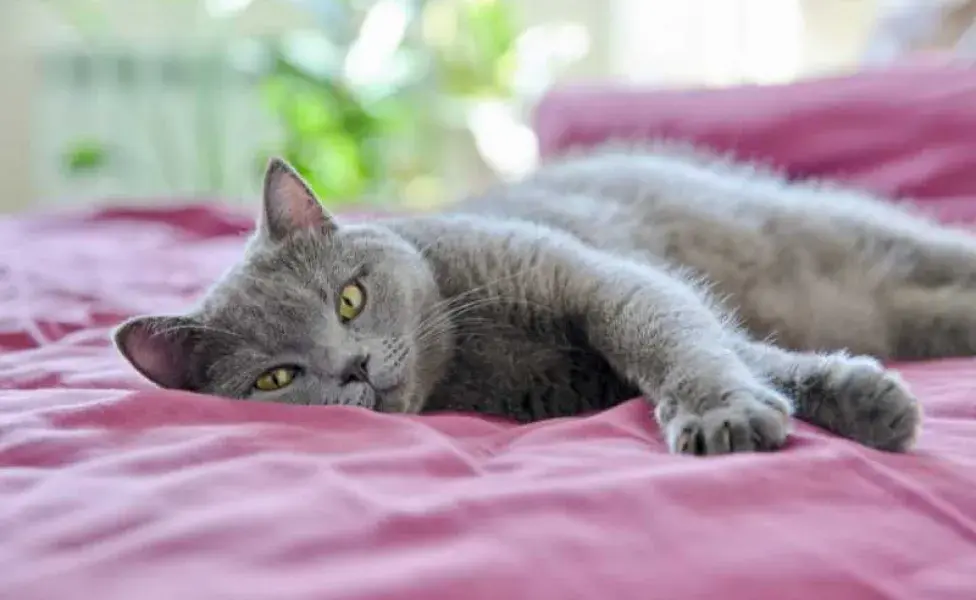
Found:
[338,281,366,322]
[253,366,298,392]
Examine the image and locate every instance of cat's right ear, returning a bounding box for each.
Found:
[259,157,337,241]
[113,315,200,390]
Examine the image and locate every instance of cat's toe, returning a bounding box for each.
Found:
[664,388,791,456]
[826,361,922,452]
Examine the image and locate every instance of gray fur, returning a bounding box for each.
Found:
[118,141,976,455]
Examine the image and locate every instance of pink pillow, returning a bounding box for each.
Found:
[534,64,976,221]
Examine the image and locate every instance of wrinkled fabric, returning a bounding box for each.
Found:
[4,65,976,600]
[535,64,976,214]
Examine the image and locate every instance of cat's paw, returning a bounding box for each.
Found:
[814,357,922,452]
[657,387,793,456]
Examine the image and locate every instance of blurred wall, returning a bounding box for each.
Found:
[0,0,321,212]
[802,0,879,75]
[0,0,884,212]
[611,0,879,85]
[0,1,40,212]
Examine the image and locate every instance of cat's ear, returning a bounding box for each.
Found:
[259,157,336,241]
[113,315,200,389]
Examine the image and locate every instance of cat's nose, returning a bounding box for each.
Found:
[337,353,370,386]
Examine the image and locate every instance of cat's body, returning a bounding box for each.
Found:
[449,144,976,360]
[116,143,976,455]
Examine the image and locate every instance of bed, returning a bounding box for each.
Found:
[2,64,976,600]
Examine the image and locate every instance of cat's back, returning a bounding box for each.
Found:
[457,142,925,260]
[456,143,794,257]
[449,143,929,353]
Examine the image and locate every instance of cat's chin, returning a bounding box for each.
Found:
[300,381,381,410]
[375,382,425,414]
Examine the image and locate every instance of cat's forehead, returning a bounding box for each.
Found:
[199,224,413,314]
[237,226,380,277]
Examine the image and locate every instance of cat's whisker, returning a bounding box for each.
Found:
[412,299,563,353]
[411,289,564,348]
[411,298,505,342]
[427,263,548,313]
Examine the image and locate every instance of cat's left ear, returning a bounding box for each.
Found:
[259,157,337,241]
[112,315,202,389]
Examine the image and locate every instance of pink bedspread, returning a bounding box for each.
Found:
[4,66,976,600]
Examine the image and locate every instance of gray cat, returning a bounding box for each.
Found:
[116,142,976,456]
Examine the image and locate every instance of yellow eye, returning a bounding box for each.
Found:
[253,366,298,392]
[338,281,366,322]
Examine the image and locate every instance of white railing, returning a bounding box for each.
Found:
[33,46,278,205]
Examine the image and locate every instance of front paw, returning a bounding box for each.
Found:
[815,357,922,452]
[657,387,793,456]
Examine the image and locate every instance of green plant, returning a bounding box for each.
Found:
[260,0,520,207]
[46,0,523,206]
[424,0,519,98]
[261,49,398,203]
[63,139,110,175]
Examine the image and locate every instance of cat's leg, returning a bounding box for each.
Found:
[848,215,976,288]
[884,284,976,359]
[579,270,797,456]
[475,227,797,456]
[889,218,976,287]
[851,220,976,359]
[891,234,976,288]
[737,341,922,451]
[437,219,797,455]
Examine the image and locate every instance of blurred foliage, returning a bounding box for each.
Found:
[48,0,523,207]
[260,51,393,202]
[424,0,518,97]
[63,139,110,175]
[262,0,520,206]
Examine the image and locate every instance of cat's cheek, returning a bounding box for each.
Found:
[339,383,377,409]
[378,384,417,414]
[402,379,430,414]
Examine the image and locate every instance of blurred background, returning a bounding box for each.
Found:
[0,0,973,214]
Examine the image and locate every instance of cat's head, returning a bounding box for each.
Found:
[113,158,450,413]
